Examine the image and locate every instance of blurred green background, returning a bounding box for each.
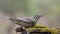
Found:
[0,0,60,34]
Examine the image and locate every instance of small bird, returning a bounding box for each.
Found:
[9,14,43,28]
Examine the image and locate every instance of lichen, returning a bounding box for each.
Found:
[25,24,60,34]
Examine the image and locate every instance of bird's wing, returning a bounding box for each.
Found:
[17,17,34,22]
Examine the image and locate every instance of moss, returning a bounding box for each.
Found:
[25,24,60,34]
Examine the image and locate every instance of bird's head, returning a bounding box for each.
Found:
[34,14,44,22]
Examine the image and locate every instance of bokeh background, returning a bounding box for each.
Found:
[0,0,60,34]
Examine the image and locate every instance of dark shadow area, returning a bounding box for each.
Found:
[29,32,51,34]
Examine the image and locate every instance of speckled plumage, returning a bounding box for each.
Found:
[9,15,43,28]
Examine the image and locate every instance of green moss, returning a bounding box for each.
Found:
[25,24,60,34]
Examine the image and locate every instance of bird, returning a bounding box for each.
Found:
[9,14,43,28]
